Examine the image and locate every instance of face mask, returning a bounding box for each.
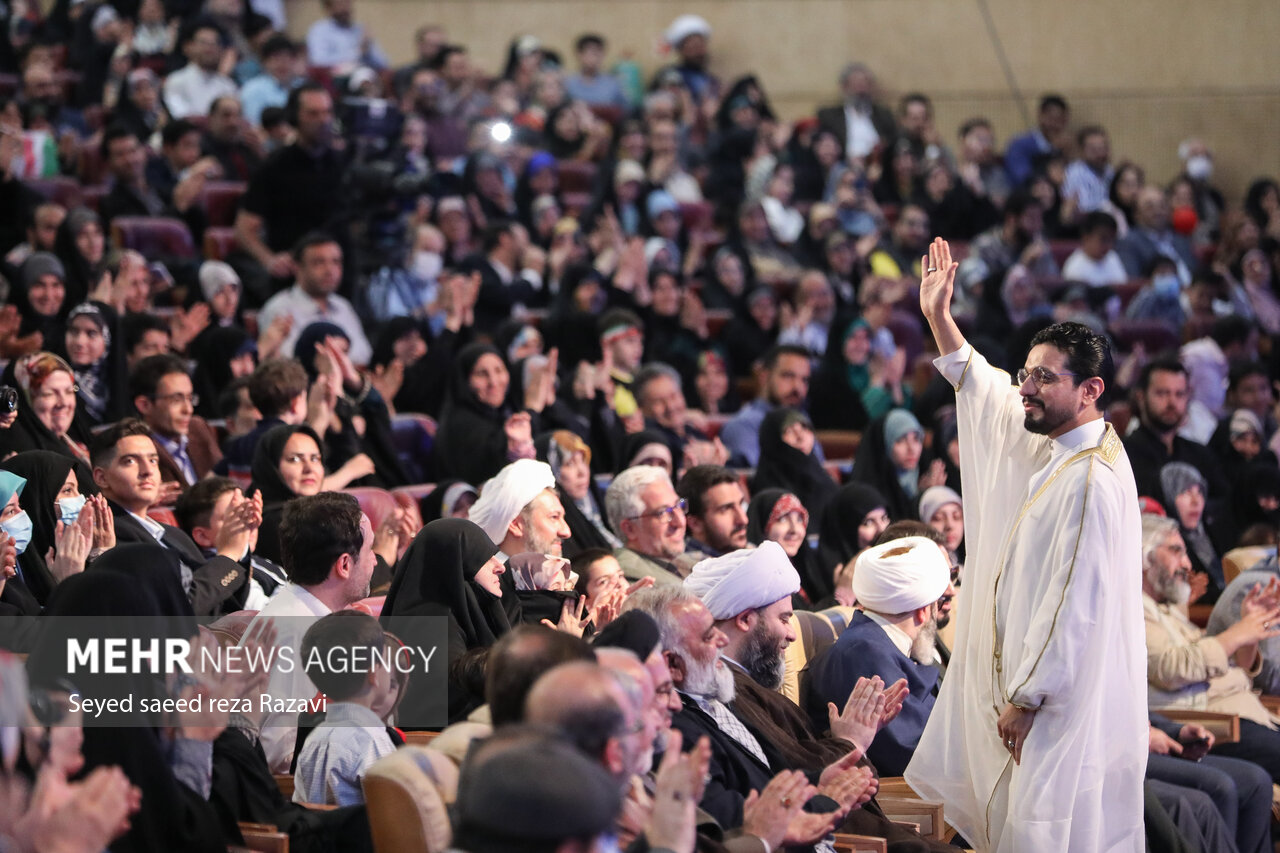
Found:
[1185,155,1213,181]
[1154,273,1181,299]
[412,251,443,282]
[2,511,32,555]
[58,494,86,526]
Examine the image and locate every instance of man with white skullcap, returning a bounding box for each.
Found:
[652,13,719,112]
[468,459,571,559]
[804,537,954,776]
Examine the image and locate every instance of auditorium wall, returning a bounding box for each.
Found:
[286,0,1280,201]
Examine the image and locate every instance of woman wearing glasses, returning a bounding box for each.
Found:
[0,351,92,463]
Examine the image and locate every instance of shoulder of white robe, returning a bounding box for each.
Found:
[1097,423,1122,469]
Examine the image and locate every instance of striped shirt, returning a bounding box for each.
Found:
[293,702,395,806]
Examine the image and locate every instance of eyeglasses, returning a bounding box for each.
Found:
[1015,367,1078,388]
[630,498,687,522]
[153,392,198,407]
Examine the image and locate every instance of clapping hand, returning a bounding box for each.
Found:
[48,511,94,581]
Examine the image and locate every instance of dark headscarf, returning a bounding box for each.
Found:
[817,482,888,586]
[616,429,675,475]
[1234,461,1280,532]
[809,317,872,430]
[752,407,838,520]
[419,479,478,523]
[28,549,227,853]
[746,487,827,606]
[249,424,324,566]
[61,300,126,426]
[534,430,619,555]
[0,450,94,605]
[370,316,424,371]
[593,610,661,659]
[188,325,256,420]
[13,252,68,341]
[435,343,516,484]
[293,321,348,381]
[51,207,104,309]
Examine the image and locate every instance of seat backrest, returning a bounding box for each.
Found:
[111,216,197,260]
[362,746,458,853]
[345,487,399,530]
[208,610,259,646]
[782,606,858,704]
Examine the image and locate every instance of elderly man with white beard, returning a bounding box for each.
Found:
[804,537,954,777]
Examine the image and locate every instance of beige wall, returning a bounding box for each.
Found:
[287,0,1280,201]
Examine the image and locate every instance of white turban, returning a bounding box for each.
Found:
[684,541,800,620]
[467,459,556,546]
[851,536,950,615]
[665,14,710,47]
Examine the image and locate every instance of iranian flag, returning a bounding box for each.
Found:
[17,130,58,179]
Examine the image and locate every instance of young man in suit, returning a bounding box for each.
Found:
[130,353,223,495]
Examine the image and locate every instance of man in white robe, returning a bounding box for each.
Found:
[904,238,1147,852]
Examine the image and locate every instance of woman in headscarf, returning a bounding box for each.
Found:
[293,321,409,489]
[1160,461,1231,602]
[0,470,39,615]
[61,301,127,427]
[918,484,965,575]
[850,409,946,521]
[381,518,510,723]
[248,424,327,566]
[13,252,69,346]
[51,207,106,309]
[25,548,230,853]
[188,325,257,421]
[816,482,890,604]
[0,450,102,606]
[747,488,826,607]
[507,551,582,628]
[810,318,897,430]
[1233,462,1280,537]
[752,407,838,521]
[537,430,619,555]
[420,479,479,523]
[0,351,91,461]
[614,429,675,478]
[722,285,778,378]
[435,342,541,485]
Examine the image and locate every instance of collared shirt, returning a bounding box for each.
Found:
[155,431,197,485]
[843,103,880,160]
[258,284,373,366]
[240,74,295,126]
[131,509,195,592]
[163,64,239,120]
[293,701,395,806]
[130,510,167,544]
[1061,160,1115,214]
[305,17,389,69]
[687,689,770,768]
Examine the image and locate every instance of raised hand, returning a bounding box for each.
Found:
[48,511,94,581]
[541,595,588,637]
[88,494,115,553]
[828,675,884,753]
[918,237,958,322]
[646,730,707,853]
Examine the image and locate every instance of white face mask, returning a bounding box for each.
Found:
[1185,155,1213,181]
[58,494,87,525]
[412,251,443,282]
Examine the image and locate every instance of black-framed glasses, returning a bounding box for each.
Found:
[1016,367,1077,388]
[630,498,687,522]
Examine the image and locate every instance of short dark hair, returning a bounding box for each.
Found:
[486,625,595,726]
[261,106,287,130]
[875,520,945,548]
[248,358,308,417]
[431,44,466,71]
[1210,316,1255,350]
[174,475,240,534]
[100,124,139,159]
[482,220,518,253]
[1038,94,1068,113]
[676,465,739,519]
[571,548,615,596]
[1079,211,1118,237]
[1027,322,1115,396]
[760,344,811,372]
[302,610,387,701]
[1002,189,1039,221]
[285,80,329,125]
[208,95,239,118]
[1228,360,1269,394]
[1137,357,1187,393]
[279,492,364,585]
[958,116,991,138]
[899,92,931,115]
[632,363,681,408]
[575,33,605,52]
[1077,125,1107,148]
[161,118,199,149]
[218,376,253,419]
[129,353,190,407]
[597,307,642,339]
[291,230,339,263]
[259,34,297,61]
[90,417,154,469]
[183,20,224,47]
[122,313,170,356]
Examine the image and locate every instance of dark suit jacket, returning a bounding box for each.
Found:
[109,501,247,617]
[816,101,897,162]
[1123,423,1230,506]
[155,417,224,488]
[1116,227,1196,279]
[804,612,939,777]
[465,255,543,334]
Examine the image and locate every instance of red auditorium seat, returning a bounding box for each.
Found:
[79,145,107,185]
[345,487,400,530]
[80,185,108,213]
[0,74,17,97]
[1108,318,1180,354]
[24,176,83,209]
[884,309,926,364]
[203,226,238,260]
[389,413,436,484]
[200,181,247,227]
[558,161,599,194]
[1049,239,1080,268]
[587,104,623,128]
[680,201,713,233]
[111,217,197,260]
[393,484,436,506]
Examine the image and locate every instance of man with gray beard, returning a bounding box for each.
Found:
[804,537,954,777]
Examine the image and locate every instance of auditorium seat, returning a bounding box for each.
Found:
[200,180,247,227]
[203,226,238,260]
[390,413,436,484]
[705,309,733,338]
[24,176,83,209]
[817,430,861,460]
[1108,318,1180,354]
[80,184,109,213]
[345,486,400,530]
[780,606,856,704]
[393,483,437,507]
[557,160,598,195]
[884,309,925,365]
[1048,238,1080,268]
[111,217,197,260]
[363,746,458,853]
[150,506,178,527]
[78,145,107,185]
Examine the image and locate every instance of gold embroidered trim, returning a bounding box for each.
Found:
[954,348,975,392]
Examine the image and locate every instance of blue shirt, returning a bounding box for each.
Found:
[293,702,395,806]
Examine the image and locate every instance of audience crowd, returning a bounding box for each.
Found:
[2,4,1280,852]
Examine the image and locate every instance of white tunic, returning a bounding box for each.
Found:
[904,344,1146,853]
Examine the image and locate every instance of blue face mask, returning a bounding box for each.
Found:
[2,510,33,555]
[58,494,86,526]
[1154,273,1181,299]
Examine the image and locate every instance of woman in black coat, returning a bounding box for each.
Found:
[435,342,540,485]
[751,407,838,522]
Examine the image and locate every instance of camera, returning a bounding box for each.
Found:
[0,386,18,415]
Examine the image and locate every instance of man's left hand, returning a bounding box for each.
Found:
[996,703,1036,765]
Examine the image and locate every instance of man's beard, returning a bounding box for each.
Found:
[1152,572,1192,606]
[682,649,735,702]
[910,619,938,664]
[1145,406,1183,434]
[740,623,785,690]
[1022,397,1071,436]
[525,527,561,557]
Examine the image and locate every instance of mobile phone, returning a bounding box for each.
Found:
[1180,735,1210,761]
